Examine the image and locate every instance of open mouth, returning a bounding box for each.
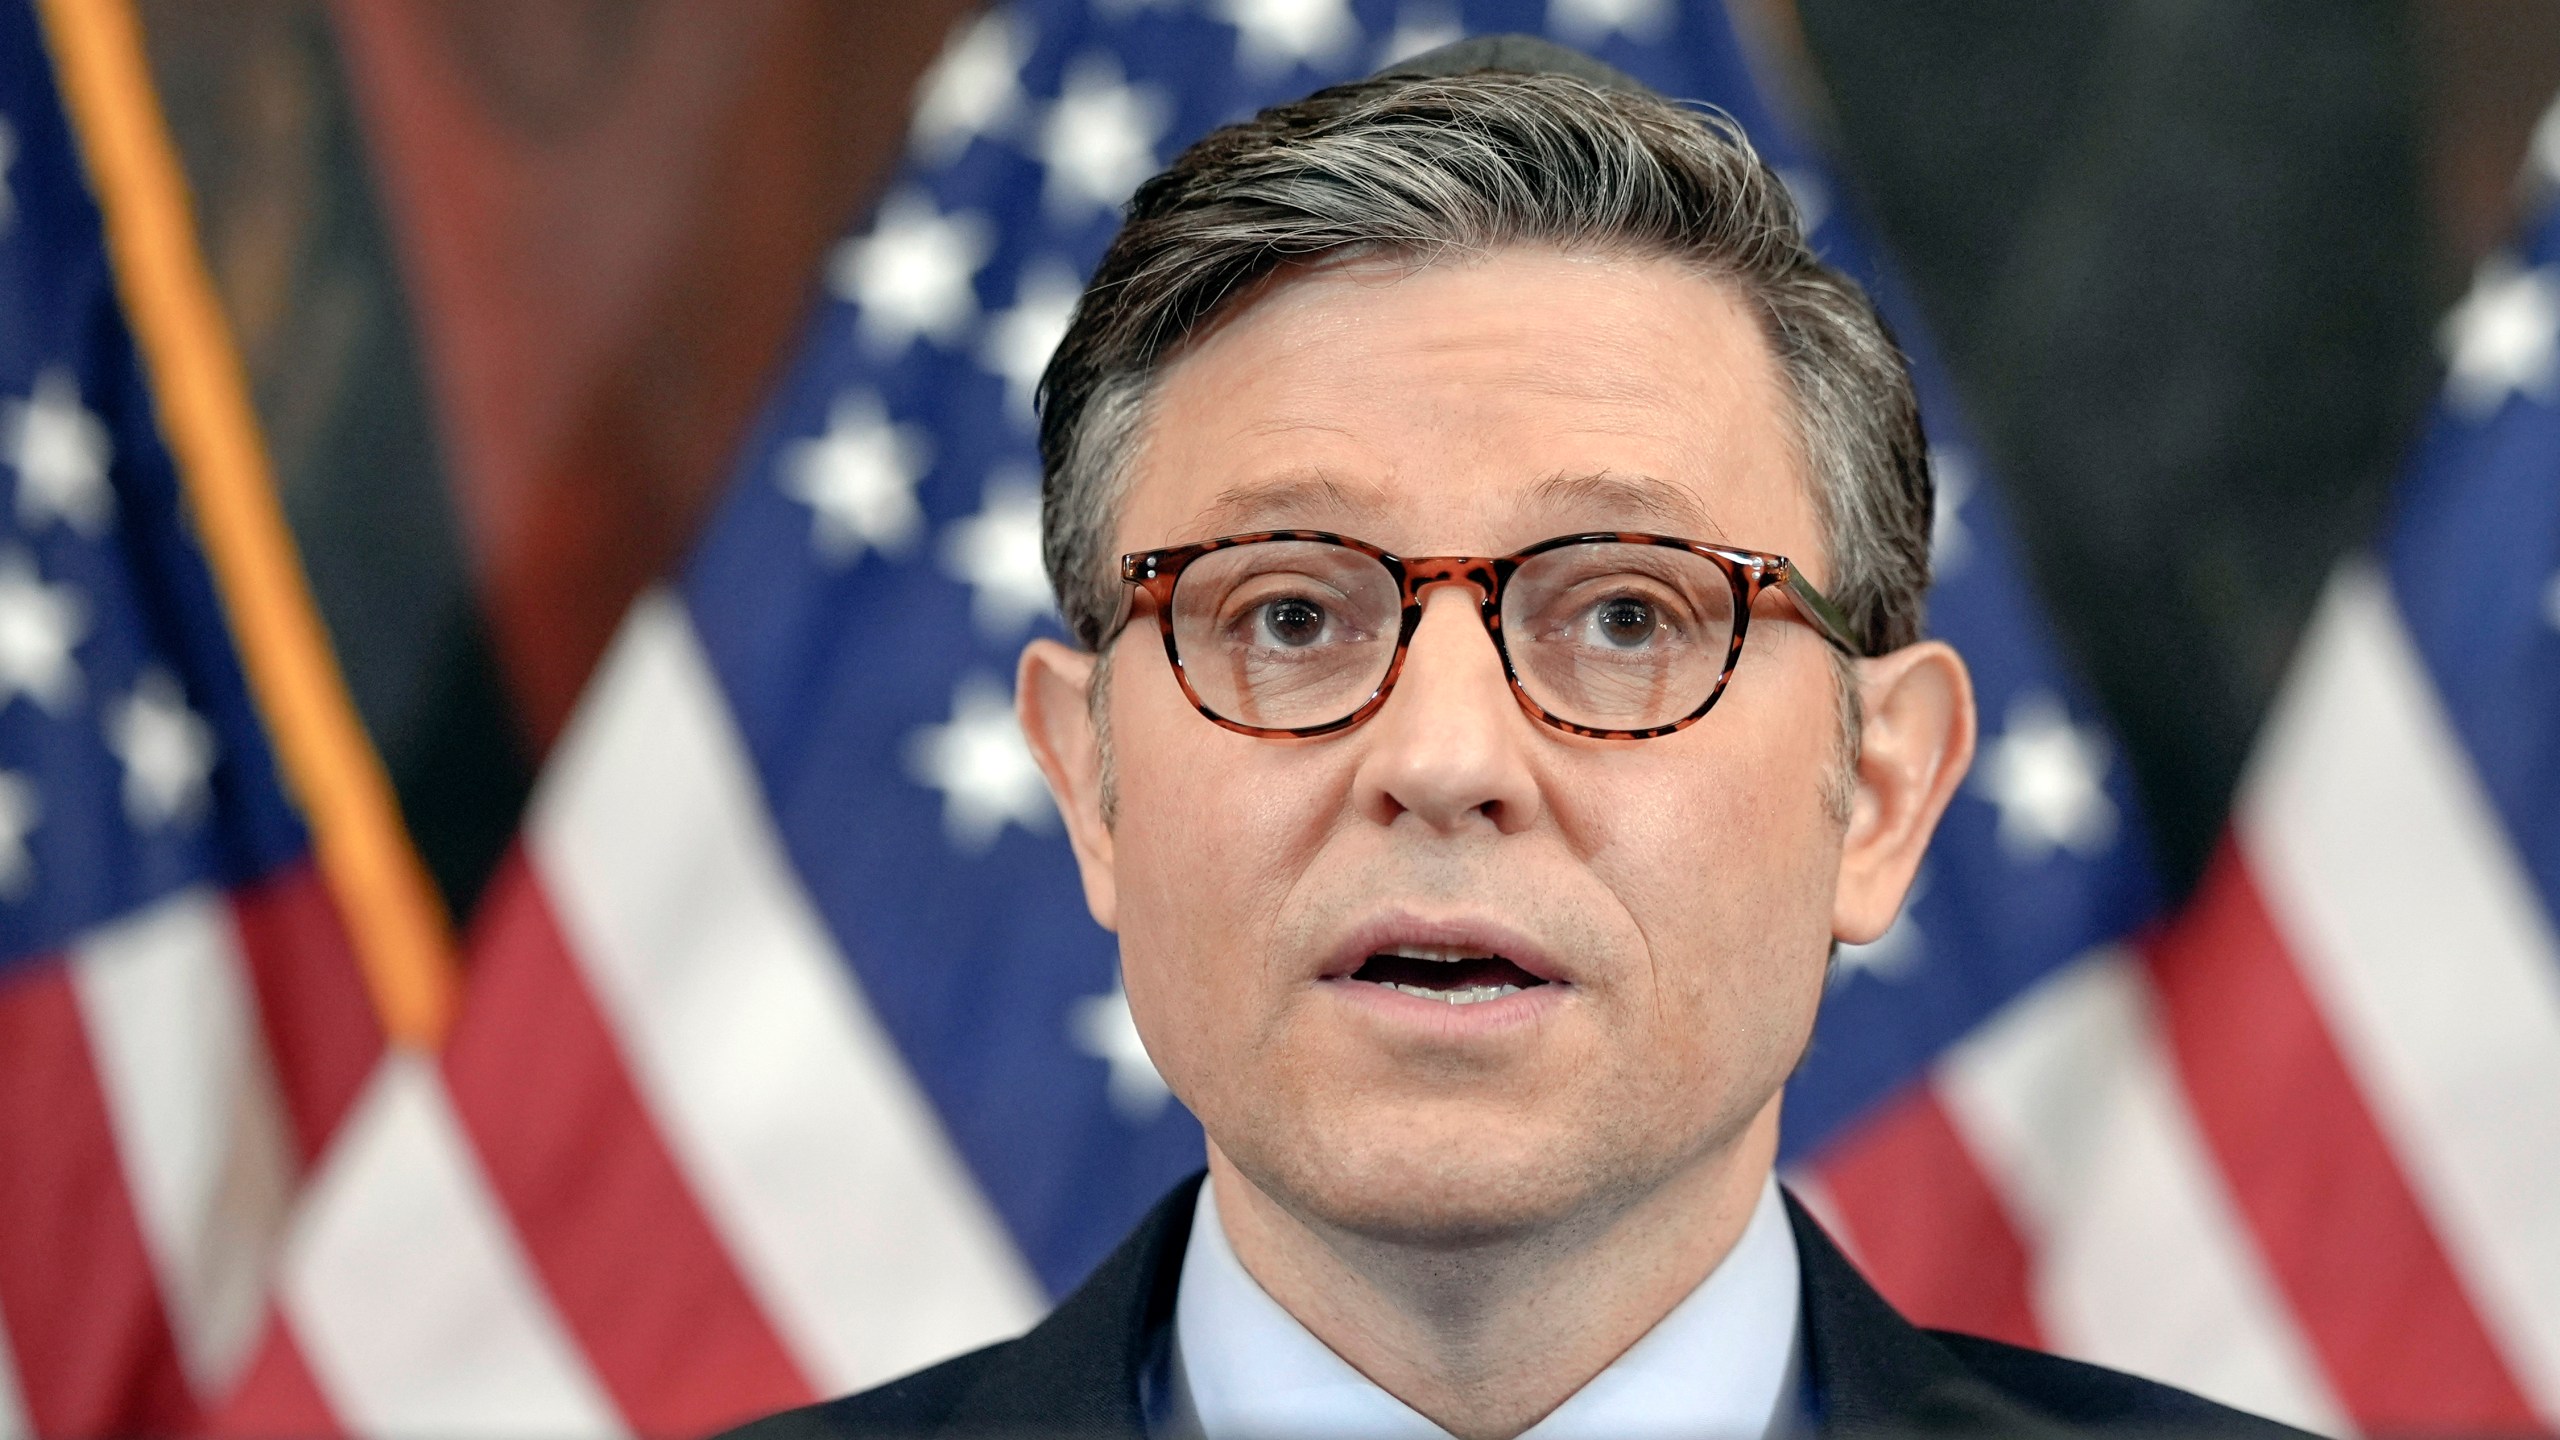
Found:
[1349,944,1551,1005]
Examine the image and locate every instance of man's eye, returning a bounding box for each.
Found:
[1591,597,1658,648]
[1258,598,1329,646]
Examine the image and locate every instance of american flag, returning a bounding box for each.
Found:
[0,0,2543,1435]
[210,0,2153,1430]
[0,1,396,1433]
[1802,108,2560,1432]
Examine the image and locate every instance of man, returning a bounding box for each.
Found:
[737,37,2307,1440]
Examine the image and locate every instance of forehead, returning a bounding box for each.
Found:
[1122,247,1815,562]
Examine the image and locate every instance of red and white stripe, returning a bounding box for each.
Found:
[224,592,1043,1437]
[1942,950,2346,1432]
[1804,949,2345,1428]
[2239,566,2560,1417]
[1809,566,2560,1435]
[248,1056,624,1438]
[71,890,298,1396]
[0,862,376,1437]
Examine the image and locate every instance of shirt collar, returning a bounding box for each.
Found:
[1160,1174,1804,1440]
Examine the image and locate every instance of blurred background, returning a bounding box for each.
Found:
[143,0,2556,914]
[6,1,2559,1436]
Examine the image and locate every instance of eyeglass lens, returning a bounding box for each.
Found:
[1166,540,1740,732]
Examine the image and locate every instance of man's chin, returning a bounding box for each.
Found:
[1235,1110,1627,1250]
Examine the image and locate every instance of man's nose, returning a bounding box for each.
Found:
[1348,586,1543,835]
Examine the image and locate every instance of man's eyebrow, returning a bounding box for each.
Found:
[1186,471,1395,536]
[1519,470,1727,540]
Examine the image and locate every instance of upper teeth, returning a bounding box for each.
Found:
[1384,944,1496,963]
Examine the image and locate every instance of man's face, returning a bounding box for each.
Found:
[1080,249,1852,1241]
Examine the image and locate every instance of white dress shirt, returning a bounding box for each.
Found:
[1156,1174,1804,1440]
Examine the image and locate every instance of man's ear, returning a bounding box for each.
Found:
[1834,640,1975,945]
[1018,638,1119,931]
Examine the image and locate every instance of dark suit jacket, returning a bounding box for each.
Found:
[728,1174,2314,1439]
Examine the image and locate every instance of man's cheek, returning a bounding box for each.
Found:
[1119,820,1284,1025]
[1127,804,1287,932]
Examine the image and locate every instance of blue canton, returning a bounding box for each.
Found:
[2388,169,2560,926]
[0,0,305,977]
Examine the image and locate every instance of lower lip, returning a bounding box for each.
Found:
[1318,974,1570,1037]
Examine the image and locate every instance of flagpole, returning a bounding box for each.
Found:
[34,0,459,1048]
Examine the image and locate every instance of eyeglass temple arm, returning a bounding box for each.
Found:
[1097,553,1167,648]
[1773,563,1866,658]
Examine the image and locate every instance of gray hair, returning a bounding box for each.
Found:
[1038,67,1933,667]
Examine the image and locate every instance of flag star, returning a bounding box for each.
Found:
[1378,2,1464,65]
[981,259,1082,425]
[941,469,1054,636]
[828,191,993,356]
[0,549,86,714]
[1216,0,1362,77]
[107,668,216,832]
[1039,53,1172,223]
[2439,254,2560,419]
[1974,693,2118,862]
[2542,569,2560,635]
[1547,0,1674,45]
[4,367,116,537]
[2530,92,2560,191]
[911,10,1033,166]
[1070,979,1172,1122]
[905,673,1055,852]
[1931,445,1973,576]
[0,770,38,900]
[780,393,930,564]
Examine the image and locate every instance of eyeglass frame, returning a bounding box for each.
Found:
[1110,529,1869,741]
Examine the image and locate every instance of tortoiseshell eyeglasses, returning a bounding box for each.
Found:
[1114,530,1866,740]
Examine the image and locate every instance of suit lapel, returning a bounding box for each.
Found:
[1784,1193,2078,1439]
[933,1175,2073,1439]
[938,1172,1204,1437]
